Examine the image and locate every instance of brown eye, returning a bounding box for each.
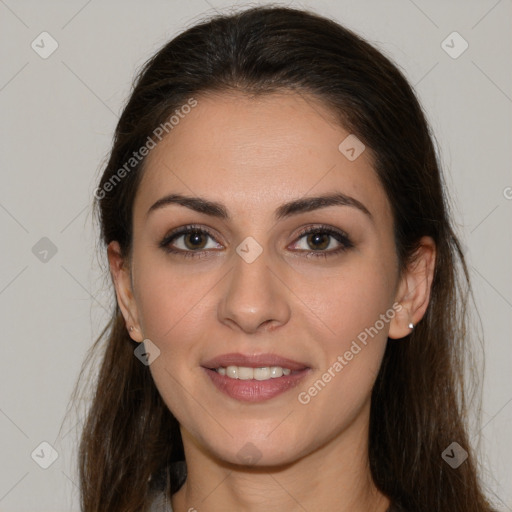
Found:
[306,232,331,251]
[291,225,354,258]
[159,225,223,256]
[183,230,208,250]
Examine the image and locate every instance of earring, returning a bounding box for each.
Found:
[129,326,134,332]
[408,322,414,330]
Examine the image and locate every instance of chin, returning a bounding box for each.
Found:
[200,430,308,469]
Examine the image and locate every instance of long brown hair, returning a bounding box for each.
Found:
[68,5,497,511]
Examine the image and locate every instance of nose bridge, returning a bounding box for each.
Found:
[218,239,291,333]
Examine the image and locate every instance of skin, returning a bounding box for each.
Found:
[108,91,436,512]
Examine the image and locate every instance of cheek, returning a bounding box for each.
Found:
[291,253,396,412]
[134,261,211,423]
[297,253,396,348]
[133,252,215,342]
[292,268,393,431]
[132,257,217,408]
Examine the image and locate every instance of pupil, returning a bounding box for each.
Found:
[308,233,328,250]
[186,231,205,249]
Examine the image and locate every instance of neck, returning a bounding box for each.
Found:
[171,401,390,512]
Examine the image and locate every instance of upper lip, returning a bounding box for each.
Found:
[202,353,310,371]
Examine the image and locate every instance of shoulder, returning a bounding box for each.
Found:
[147,490,172,512]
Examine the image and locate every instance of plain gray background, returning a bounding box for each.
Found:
[1,1,511,510]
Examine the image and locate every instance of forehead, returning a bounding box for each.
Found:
[134,91,391,225]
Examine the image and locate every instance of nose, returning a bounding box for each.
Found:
[217,247,291,334]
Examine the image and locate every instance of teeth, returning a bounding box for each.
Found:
[238,366,253,380]
[216,366,293,380]
[254,367,270,380]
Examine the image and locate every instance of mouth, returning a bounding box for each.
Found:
[201,353,311,402]
[212,365,296,380]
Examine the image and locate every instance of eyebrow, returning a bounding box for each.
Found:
[146,192,372,222]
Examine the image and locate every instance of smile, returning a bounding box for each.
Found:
[203,366,310,402]
[215,365,292,380]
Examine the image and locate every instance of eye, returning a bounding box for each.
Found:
[159,225,222,257]
[159,223,353,259]
[290,225,353,258]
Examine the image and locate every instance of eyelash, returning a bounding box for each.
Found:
[159,224,354,260]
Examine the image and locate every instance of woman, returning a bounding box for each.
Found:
[75,5,497,511]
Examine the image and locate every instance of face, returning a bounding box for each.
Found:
[110,91,430,467]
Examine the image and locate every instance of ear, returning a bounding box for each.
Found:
[107,241,144,342]
[388,236,436,339]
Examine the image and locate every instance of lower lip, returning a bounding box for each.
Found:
[203,367,310,402]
